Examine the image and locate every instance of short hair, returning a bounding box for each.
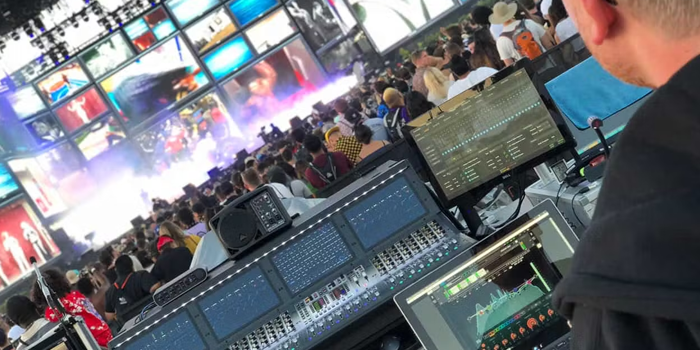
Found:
[445,25,462,39]
[393,80,409,94]
[471,6,493,26]
[354,124,373,145]
[219,181,234,197]
[6,296,41,328]
[114,255,134,277]
[77,278,95,297]
[519,0,536,10]
[303,134,324,154]
[450,55,471,77]
[257,162,271,175]
[242,168,263,188]
[548,0,569,25]
[281,148,294,162]
[177,207,196,227]
[432,45,445,58]
[267,166,289,186]
[290,128,306,144]
[333,99,349,114]
[192,202,206,216]
[395,67,411,80]
[231,172,244,189]
[99,249,114,268]
[383,88,404,109]
[373,81,391,97]
[444,42,463,58]
[31,269,72,308]
[405,91,436,120]
[410,49,426,65]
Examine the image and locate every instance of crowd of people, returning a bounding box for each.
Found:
[0,0,582,348]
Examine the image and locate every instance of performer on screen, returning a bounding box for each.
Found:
[67,97,89,124]
[21,222,47,263]
[3,232,30,274]
[0,261,9,286]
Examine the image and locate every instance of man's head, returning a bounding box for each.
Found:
[471,6,494,26]
[383,88,405,109]
[564,0,700,87]
[6,296,41,329]
[303,134,325,157]
[410,50,428,67]
[282,148,294,163]
[333,99,349,115]
[216,181,235,202]
[77,278,95,298]
[191,202,206,222]
[99,248,114,267]
[242,168,263,192]
[444,25,462,40]
[114,255,134,278]
[444,42,463,61]
[290,128,306,145]
[450,56,471,78]
[177,207,196,227]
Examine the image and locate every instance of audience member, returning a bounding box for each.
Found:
[65,270,80,288]
[410,50,433,96]
[76,277,107,321]
[539,0,553,21]
[334,99,367,137]
[372,81,391,119]
[243,167,295,199]
[151,236,193,284]
[472,6,503,39]
[383,88,410,140]
[443,25,464,46]
[470,28,506,70]
[290,128,313,163]
[6,296,54,350]
[191,202,206,222]
[443,42,466,74]
[393,79,410,95]
[518,0,545,24]
[354,124,390,162]
[405,91,436,121]
[303,134,353,189]
[362,116,390,142]
[177,207,207,237]
[158,221,201,255]
[324,127,362,165]
[215,181,237,206]
[490,2,548,65]
[423,67,452,106]
[447,56,499,100]
[281,148,295,167]
[267,166,313,198]
[548,0,578,43]
[105,256,159,322]
[31,269,112,346]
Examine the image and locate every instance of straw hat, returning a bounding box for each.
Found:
[489,2,518,25]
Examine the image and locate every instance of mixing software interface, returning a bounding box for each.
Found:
[123,312,207,350]
[412,69,566,200]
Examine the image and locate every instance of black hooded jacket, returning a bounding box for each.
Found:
[553,56,700,349]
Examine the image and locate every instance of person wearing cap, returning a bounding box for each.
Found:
[325,126,362,165]
[150,236,193,284]
[489,1,548,66]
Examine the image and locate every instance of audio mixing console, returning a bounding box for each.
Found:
[109,161,475,350]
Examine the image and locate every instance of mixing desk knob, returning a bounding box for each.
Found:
[419,264,425,269]
[327,316,333,322]
[362,293,369,300]
[374,291,380,297]
[345,305,351,311]
[398,272,404,278]
[335,311,342,316]
[292,337,298,344]
[389,277,396,284]
[410,269,416,274]
[353,299,360,306]
[442,244,449,250]
[451,238,458,244]
[309,327,315,333]
[283,342,289,349]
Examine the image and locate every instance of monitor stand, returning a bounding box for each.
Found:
[454,193,488,238]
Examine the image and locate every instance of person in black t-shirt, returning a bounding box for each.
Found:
[105,256,159,322]
[151,236,193,284]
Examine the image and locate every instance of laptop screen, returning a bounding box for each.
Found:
[396,201,577,350]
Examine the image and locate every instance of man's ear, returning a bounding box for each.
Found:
[580,0,618,45]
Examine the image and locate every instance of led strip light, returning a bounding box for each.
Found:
[114,166,410,348]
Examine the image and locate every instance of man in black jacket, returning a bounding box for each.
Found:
[553,0,700,349]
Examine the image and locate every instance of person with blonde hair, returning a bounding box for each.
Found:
[382,87,409,141]
[423,67,453,106]
[158,221,201,255]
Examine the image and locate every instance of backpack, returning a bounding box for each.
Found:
[112,273,137,316]
[308,153,338,185]
[383,108,406,142]
[501,21,543,60]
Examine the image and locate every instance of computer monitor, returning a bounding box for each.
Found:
[411,69,573,208]
[395,200,579,350]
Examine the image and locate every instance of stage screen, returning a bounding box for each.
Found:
[203,36,254,80]
[229,0,278,26]
[101,36,210,128]
[73,116,126,160]
[6,86,46,120]
[245,9,296,55]
[80,33,135,79]
[0,164,20,200]
[347,0,454,53]
[8,143,85,218]
[287,0,348,51]
[221,38,325,150]
[320,37,361,75]
[184,8,237,54]
[54,88,109,133]
[136,91,244,176]
[25,114,65,147]
[124,7,177,53]
[166,0,221,27]
[0,198,60,286]
[36,62,90,105]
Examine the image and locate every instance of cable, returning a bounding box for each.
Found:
[494,173,525,229]
[139,302,156,322]
[571,188,590,229]
[555,181,567,208]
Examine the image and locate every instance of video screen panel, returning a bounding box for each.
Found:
[319,37,361,75]
[221,38,325,150]
[245,9,296,55]
[166,0,221,27]
[6,86,46,120]
[121,311,206,350]
[25,114,65,147]
[73,116,126,160]
[80,33,135,79]
[287,0,348,51]
[36,62,90,105]
[203,36,255,80]
[184,8,237,54]
[347,0,454,52]
[0,164,20,200]
[53,88,109,133]
[229,0,278,26]
[124,7,177,53]
[135,91,245,174]
[0,198,60,286]
[101,36,210,128]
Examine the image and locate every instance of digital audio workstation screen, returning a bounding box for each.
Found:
[272,222,354,294]
[406,223,567,350]
[197,266,280,340]
[343,176,427,250]
[411,69,566,201]
[123,311,207,350]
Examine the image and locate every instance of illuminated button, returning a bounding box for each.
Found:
[418,264,425,269]
[374,291,380,297]
[389,277,396,284]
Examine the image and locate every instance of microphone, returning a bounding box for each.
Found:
[588,116,611,158]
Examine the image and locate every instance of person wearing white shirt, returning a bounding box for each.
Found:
[447,57,499,100]
[423,67,453,106]
[489,2,548,66]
